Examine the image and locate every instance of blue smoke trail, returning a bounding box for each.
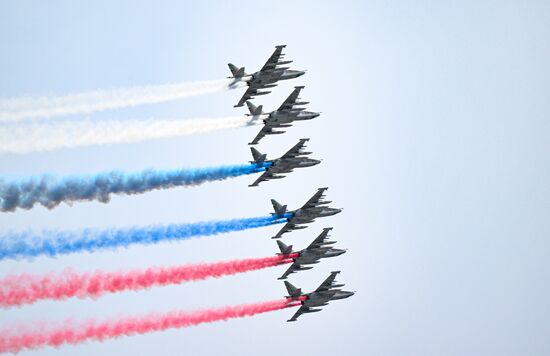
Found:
[0,163,271,212]
[0,214,292,260]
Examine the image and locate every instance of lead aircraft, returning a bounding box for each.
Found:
[228,45,305,107]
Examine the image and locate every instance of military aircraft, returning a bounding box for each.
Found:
[271,187,342,239]
[249,138,320,187]
[276,227,346,280]
[228,45,305,107]
[285,271,354,322]
[246,86,320,145]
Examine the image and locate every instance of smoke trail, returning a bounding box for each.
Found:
[0,163,270,212]
[0,116,259,154]
[0,214,291,260]
[0,254,298,307]
[0,298,300,353]
[0,79,242,123]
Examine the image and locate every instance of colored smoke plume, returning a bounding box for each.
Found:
[0,254,298,307]
[0,299,300,354]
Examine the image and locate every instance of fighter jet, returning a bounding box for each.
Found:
[249,138,320,187]
[228,45,305,107]
[285,271,355,322]
[271,187,342,239]
[246,86,320,145]
[276,227,346,280]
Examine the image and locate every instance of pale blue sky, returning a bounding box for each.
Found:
[0,1,549,355]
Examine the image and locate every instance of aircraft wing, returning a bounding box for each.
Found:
[272,220,296,239]
[249,120,305,145]
[279,138,309,159]
[249,171,269,187]
[260,45,286,72]
[305,227,333,250]
[277,86,304,112]
[314,271,341,293]
[249,169,286,187]
[249,124,284,145]
[301,187,329,209]
[279,261,301,280]
[287,305,308,322]
[235,84,262,107]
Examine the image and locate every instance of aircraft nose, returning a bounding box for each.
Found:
[335,248,347,256]
[297,70,306,77]
[344,291,355,298]
[312,112,321,118]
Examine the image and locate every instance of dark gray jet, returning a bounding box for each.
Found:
[246,86,320,145]
[249,138,320,187]
[271,187,342,239]
[285,271,355,322]
[228,45,305,107]
[276,227,346,280]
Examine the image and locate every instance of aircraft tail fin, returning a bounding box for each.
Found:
[284,281,302,298]
[271,199,287,215]
[246,101,263,116]
[250,147,267,164]
[228,63,246,78]
[277,240,293,255]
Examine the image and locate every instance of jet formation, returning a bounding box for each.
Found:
[230,45,353,322]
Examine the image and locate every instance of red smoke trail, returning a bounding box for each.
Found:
[0,298,300,354]
[0,254,297,308]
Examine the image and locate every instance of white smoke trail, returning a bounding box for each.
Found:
[0,79,241,123]
[0,116,258,154]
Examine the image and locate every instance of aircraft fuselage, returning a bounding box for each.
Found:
[273,157,321,171]
[268,110,320,124]
[250,69,305,86]
[303,290,355,308]
[296,248,346,265]
[292,207,342,221]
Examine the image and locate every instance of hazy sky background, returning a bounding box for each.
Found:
[0,1,549,355]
